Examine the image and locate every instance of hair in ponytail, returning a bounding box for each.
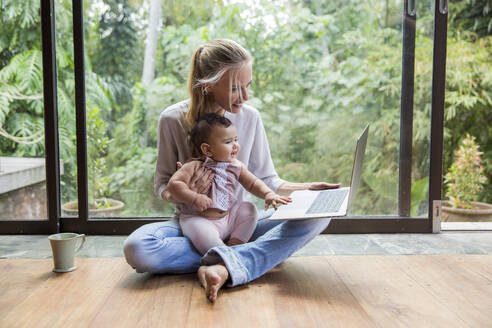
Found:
[186,39,252,129]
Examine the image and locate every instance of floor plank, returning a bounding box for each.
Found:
[90,270,195,327]
[259,259,376,328]
[0,259,52,317]
[389,255,492,327]
[0,258,128,328]
[326,256,480,328]
[0,255,491,328]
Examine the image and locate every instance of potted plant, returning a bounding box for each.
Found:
[442,134,491,221]
[62,106,124,217]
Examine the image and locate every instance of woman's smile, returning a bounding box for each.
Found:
[208,63,252,114]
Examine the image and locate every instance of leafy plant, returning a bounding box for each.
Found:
[411,177,429,216]
[444,134,487,209]
[86,105,112,209]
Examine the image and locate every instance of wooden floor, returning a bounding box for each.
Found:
[1,255,491,328]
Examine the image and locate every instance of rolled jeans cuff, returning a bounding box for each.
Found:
[201,246,249,287]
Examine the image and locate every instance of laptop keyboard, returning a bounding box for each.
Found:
[306,189,349,214]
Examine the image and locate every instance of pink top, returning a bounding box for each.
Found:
[179,157,242,215]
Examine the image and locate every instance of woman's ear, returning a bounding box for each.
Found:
[200,143,212,157]
[203,83,212,95]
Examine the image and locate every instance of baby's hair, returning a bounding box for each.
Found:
[189,113,233,157]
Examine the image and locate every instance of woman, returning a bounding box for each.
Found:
[124,39,340,302]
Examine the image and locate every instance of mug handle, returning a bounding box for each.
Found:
[75,234,86,253]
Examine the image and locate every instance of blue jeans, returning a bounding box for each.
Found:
[123,210,331,287]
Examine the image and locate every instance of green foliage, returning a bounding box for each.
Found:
[0,49,44,156]
[130,83,148,146]
[1,0,115,204]
[86,106,111,207]
[87,0,138,117]
[1,0,490,217]
[411,177,429,216]
[450,0,492,38]
[287,124,318,163]
[0,0,40,68]
[444,134,487,209]
[443,32,492,203]
[109,147,174,216]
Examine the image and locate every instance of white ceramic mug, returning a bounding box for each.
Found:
[48,233,86,273]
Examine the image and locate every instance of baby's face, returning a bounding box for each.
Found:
[205,125,240,162]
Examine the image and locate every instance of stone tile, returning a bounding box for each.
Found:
[293,235,334,256]
[0,235,51,259]
[1,232,492,259]
[369,233,487,255]
[439,232,492,254]
[0,235,126,259]
[328,234,390,255]
[78,236,126,258]
[369,234,453,255]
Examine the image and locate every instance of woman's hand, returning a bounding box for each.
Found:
[162,162,215,203]
[308,182,341,190]
[193,194,212,211]
[178,161,214,194]
[277,181,341,196]
[264,192,292,210]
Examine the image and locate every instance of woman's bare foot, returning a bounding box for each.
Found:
[197,264,229,303]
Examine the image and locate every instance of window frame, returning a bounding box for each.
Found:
[0,0,448,234]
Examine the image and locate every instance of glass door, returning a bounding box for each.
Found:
[0,0,59,233]
[4,0,449,234]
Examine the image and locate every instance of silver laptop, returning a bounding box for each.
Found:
[270,124,369,220]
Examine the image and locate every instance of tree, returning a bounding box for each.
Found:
[142,0,161,86]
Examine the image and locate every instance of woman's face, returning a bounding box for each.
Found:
[208,62,252,115]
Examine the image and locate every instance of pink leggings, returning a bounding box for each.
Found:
[179,201,258,255]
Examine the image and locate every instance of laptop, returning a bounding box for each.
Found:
[270,124,369,220]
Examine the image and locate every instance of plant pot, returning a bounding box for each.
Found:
[441,201,492,222]
[62,198,124,217]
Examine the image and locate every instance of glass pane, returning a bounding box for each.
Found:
[56,0,79,218]
[441,0,492,222]
[0,1,48,220]
[80,0,414,218]
[244,0,404,216]
[83,0,174,217]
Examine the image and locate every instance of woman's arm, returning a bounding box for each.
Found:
[155,107,214,203]
[167,162,212,211]
[166,163,197,204]
[155,112,181,200]
[276,181,341,197]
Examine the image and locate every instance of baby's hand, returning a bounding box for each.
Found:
[193,194,212,211]
[265,192,291,210]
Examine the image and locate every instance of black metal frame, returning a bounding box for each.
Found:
[398,0,416,218]
[427,0,448,232]
[0,0,448,235]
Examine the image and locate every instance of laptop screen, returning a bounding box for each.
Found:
[347,124,369,209]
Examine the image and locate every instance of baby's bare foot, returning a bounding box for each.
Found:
[197,264,229,303]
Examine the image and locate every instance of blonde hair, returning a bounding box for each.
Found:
[186,39,252,128]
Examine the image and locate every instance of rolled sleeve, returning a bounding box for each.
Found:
[262,175,285,193]
[154,103,192,199]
